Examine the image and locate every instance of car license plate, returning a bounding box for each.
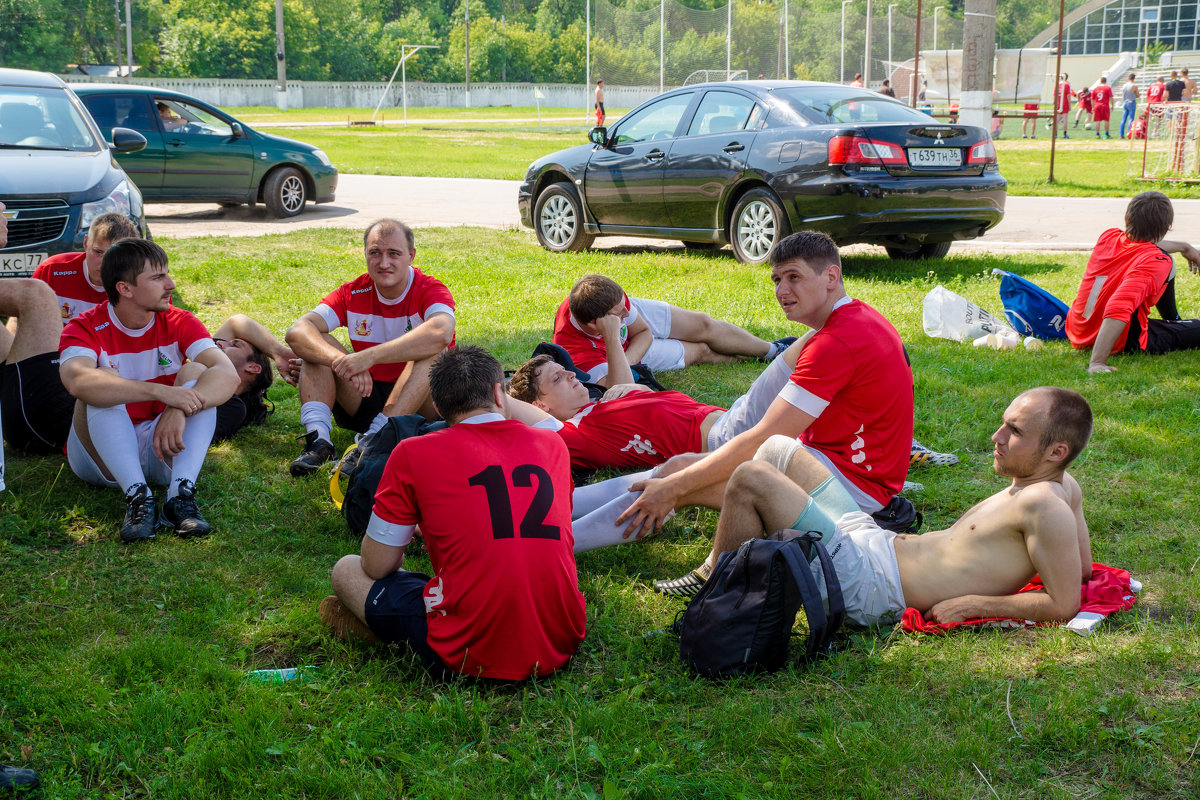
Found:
[908,147,962,168]
[0,252,47,276]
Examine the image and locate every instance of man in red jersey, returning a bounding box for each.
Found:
[1067,192,1200,372]
[31,213,140,322]
[552,273,792,386]
[58,239,239,542]
[609,231,915,593]
[285,219,455,476]
[319,346,586,681]
[1091,77,1114,139]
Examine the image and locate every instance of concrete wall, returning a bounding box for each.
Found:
[59,76,662,110]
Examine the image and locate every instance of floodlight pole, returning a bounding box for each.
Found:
[373,45,439,125]
[465,4,471,108]
[660,0,665,93]
[726,0,731,78]
[888,3,897,74]
[841,0,852,83]
[864,0,873,86]
[1049,0,1065,183]
[933,5,944,50]
[784,0,790,79]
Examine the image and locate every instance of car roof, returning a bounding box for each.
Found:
[70,83,171,96]
[0,68,69,90]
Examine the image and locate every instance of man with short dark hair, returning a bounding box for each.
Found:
[319,346,586,680]
[285,219,455,475]
[1166,70,1185,103]
[1091,76,1114,139]
[31,212,140,322]
[1067,191,1200,372]
[595,79,606,126]
[210,314,300,440]
[59,239,239,542]
[1182,67,1195,102]
[671,388,1094,623]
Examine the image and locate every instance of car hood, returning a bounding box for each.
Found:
[0,148,119,201]
[249,129,320,153]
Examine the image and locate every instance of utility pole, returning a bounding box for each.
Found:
[465,3,471,108]
[1049,0,1066,183]
[124,0,133,75]
[911,0,922,106]
[275,0,287,110]
[959,0,996,130]
[864,0,873,86]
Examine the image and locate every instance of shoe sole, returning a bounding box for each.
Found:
[318,595,378,643]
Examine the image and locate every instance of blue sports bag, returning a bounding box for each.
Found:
[993,268,1070,340]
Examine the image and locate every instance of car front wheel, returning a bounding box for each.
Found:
[730,188,790,264]
[264,167,307,217]
[534,182,595,253]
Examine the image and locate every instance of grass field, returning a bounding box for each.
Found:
[2,228,1199,798]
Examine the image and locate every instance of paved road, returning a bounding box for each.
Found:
[145,174,1200,252]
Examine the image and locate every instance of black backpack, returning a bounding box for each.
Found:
[678,530,844,679]
[340,414,446,535]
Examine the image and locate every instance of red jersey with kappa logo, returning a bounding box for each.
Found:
[551,293,636,373]
[778,300,913,506]
[59,302,216,424]
[371,419,586,680]
[314,267,455,383]
[33,252,107,321]
[1066,228,1174,353]
[554,390,724,470]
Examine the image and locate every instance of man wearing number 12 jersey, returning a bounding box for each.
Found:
[320,346,586,680]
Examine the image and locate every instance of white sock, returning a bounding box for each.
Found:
[166,405,216,499]
[365,413,389,437]
[300,401,333,443]
[571,469,653,519]
[84,404,146,494]
[571,490,645,554]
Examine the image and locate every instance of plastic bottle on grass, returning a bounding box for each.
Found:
[246,666,319,684]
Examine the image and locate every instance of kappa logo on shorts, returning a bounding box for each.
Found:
[620,434,658,456]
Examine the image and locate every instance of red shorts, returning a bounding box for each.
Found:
[1080,95,1093,112]
[1093,103,1111,122]
[1023,104,1039,119]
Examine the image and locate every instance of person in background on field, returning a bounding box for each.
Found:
[1146,75,1167,135]
[1055,74,1072,137]
[1120,73,1139,139]
[1166,70,1185,102]
[880,79,895,98]
[1066,192,1200,373]
[850,73,863,89]
[318,346,586,681]
[1091,77,1114,139]
[990,109,1003,139]
[1072,84,1092,128]
[1022,100,1039,139]
[284,219,455,477]
[594,79,605,126]
[1182,67,1195,101]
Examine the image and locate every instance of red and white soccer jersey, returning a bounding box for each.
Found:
[33,252,106,321]
[368,416,586,680]
[1056,82,1072,114]
[313,267,455,383]
[551,293,636,373]
[1092,84,1113,121]
[778,299,913,507]
[59,302,216,424]
[552,390,724,470]
[1148,82,1165,104]
[1066,228,1174,353]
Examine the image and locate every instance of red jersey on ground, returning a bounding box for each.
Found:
[370,417,586,680]
[551,293,635,373]
[1066,229,1174,353]
[553,390,724,470]
[59,302,216,424]
[313,267,455,383]
[32,252,107,321]
[778,299,913,506]
[1091,84,1113,120]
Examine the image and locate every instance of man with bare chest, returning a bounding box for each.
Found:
[678,387,1093,626]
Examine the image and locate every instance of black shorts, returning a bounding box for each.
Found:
[363,570,443,669]
[1,352,74,454]
[333,380,396,433]
[1124,314,1200,355]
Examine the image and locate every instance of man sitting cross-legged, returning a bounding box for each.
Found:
[59,239,239,542]
[318,346,586,681]
[285,219,455,476]
[669,386,1094,627]
[552,273,794,386]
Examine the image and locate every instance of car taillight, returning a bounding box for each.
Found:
[967,139,997,165]
[828,134,906,166]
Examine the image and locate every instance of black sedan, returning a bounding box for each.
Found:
[518,81,1006,263]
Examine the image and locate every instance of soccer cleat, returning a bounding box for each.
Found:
[162,479,212,538]
[318,595,378,643]
[654,563,712,597]
[290,430,335,477]
[0,763,40,792]
[120,483,158,544]
[763,336,799,361]
[910,439,959,467]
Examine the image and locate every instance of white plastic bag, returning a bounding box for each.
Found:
[922,285,1017,343]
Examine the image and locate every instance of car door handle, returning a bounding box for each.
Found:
[723,143,745,153]
[167,138,186,147]
[645,150,665,161]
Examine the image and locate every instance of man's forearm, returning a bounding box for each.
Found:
[66,369,169,408]
[1089,317,1128,367]
[224,314,288,358]
[623,329,652,365]
[938,590,1080,623]
[353,316,453,368]
[286,320,344,366]
[193,367,239,408]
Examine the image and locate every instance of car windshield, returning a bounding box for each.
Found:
[0,87,98,151]
[772,86,931,125]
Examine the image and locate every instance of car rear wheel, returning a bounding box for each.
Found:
[730,188,790,264]
[264,167,307,217]
[535,182,595,253]
[885,241,952,260]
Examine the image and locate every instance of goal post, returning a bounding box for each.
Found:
[1136,102,1200,183]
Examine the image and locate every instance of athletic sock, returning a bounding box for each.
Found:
[571,491,644,554]
[166,405,216,499]
[300,401,334,443]
[365,413,389,437]
[84,404,146,494]
[571,470,653,519]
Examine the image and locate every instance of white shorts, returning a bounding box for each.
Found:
[66,418,171,488]
[817,511,906,627]
[631,297,687,372]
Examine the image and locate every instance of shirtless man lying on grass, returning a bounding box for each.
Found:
[667,386,1093,626]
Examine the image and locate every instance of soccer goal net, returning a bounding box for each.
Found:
[1136,102,1200,182]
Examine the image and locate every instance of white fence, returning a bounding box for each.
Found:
[59,76,662,110]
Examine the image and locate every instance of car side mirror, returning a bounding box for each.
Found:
[589,126,608,146]
[110,127,147,154]
[231,122,245,139]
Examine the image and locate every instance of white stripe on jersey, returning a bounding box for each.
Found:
[780,381,829,417]
[345,310,422,344]
[96,342,186,381]
[366,513,416,547]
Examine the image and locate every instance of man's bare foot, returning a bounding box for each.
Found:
[318,595,378,643]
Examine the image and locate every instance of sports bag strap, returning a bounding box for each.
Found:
[329,442,358,511]
[809,538,846,648]
[776,538,828,661]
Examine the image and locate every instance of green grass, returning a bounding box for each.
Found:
[3,228,1199,798]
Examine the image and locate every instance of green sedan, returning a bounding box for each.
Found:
[72,83,337,217]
